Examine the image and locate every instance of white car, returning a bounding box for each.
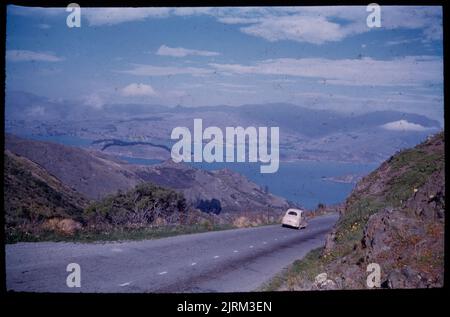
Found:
[281,208,307,229]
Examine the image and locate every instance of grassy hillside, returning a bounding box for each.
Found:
[5,134,141,200]
[5,134,290,213]
[265,131,445,290]
[4,152,194,242]
[4,151,280,243]
[4,150,89,241]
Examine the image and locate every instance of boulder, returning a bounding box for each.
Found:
[315,272,328,285]
[313,273,338,290]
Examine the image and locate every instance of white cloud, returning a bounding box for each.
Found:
[216,87,256,94]
[9,6,442,44]
[121,83,157,96]
[6,50,64,62]
[385,38,418,46]
[82,7,219,26]
[84,8,171,26]
[171,7,217,16]
[118,55,442,88]
[81,7,212,26]
[37,23,51,29]
[422,22,443,41]
[216,83,255,89]
[240,15,353,44]
[156,45,220,57]
[210,56,443,87]
[217,17,260,24]
[28,106,46,116]
[234,6,442,44]
[380,6,442,42]
[179,83,204,89]
[8,6,64,16]
[288,91,442,119]
[380,120,429,131]
[83,94,105,109]
[117,64,213,76]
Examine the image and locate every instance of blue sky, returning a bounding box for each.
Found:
[5,6,444,123]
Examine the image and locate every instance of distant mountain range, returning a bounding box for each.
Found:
[5,91,442,163]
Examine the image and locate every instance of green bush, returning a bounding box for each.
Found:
[84,182,187,227]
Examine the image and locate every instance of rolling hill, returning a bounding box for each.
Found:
[5,134,290,213]
[4,150,89,239]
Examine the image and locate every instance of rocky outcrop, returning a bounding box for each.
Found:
[361,172,445,288]
[288,132,444,290]
[313,273,337,290]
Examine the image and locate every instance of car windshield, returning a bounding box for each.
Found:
[288,211,298,216]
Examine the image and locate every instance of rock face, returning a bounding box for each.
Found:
[359,134,445,289]
[362,171,445,288]
[5,134,290,213]
[292,132,444,290]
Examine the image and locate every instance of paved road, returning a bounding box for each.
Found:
[6,213,338,293]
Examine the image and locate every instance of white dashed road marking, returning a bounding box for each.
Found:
[213,255,220,259]
[249,245,254,248]
[233,250,239,253]
[119,282,131,287]
[191,262,197,266]
[158,271,168,275]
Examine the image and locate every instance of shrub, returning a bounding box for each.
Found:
[196,198,222,214]
[84,182,187,228]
